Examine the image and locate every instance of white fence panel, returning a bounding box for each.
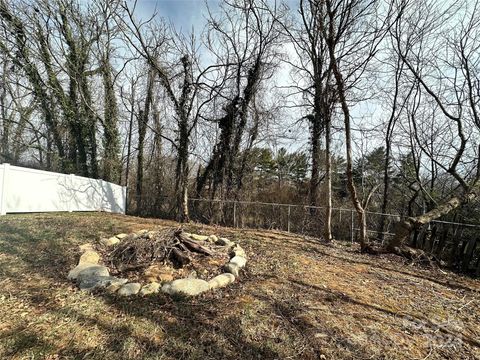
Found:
[0,163,126,215]
[0,165,5,215]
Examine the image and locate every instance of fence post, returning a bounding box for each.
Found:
[350,209,354,243]
[287,205,291,232]
[233,201,236,228]
[0,163,10,215]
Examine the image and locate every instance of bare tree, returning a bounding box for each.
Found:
[120,2,207,221]
[318,0,391,251]
[135,65,155,215]
[0,0,66,170]
[0,51,36,164]
[96,0,122,183]
[196,0,284,201]
[387,0,480,253]
[1,0,124,179]
[280,0,338,240]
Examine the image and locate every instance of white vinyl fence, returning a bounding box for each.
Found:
[0,163,126,215]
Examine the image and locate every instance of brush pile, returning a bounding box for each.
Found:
[105,228,215,274]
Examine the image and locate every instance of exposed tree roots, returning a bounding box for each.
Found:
[360,243,379,255]
[389,245,438,267]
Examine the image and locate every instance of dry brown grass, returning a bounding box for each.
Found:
[0,212,479,359]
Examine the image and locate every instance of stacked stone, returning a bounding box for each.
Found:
[68,230,247,297]
[67,242,128,292]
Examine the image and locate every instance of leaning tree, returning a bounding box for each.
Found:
[387,0,480,253]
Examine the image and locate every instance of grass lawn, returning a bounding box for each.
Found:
[0,212,479,359]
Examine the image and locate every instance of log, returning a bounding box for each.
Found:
[176,231,214,256]
[391,245,436,267]
[170,248,191,267]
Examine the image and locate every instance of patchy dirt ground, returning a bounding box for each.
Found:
[0,212,479,360]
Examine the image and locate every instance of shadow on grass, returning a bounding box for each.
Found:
[1,213,479,359]
[300,245,480,294]
[3,280,283,359]
[0,215,285,359]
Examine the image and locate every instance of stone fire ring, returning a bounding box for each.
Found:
[67,230,247,297]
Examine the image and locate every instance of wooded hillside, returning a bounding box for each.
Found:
[0,0,479,260]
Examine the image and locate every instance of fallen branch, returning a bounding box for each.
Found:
[105,228,214,274]
[176,231,214,256]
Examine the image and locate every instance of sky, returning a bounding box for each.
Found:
[133,0,218,33]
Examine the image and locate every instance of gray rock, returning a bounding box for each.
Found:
[139,282,161,295]
[79,243,94,252]
[76,265,110,282]
[106,282,123,293]
[108,277,128,287]
[78,276,127,291]
[208,273,235,290]
[229,255,247,268]
[68,263,105,280]
[135,229,149,236]
[79,250,100,265]
[188,233,209,241]
[100,237,120,247]
[146,231,157,239]
[118,283,141,296]
[224,255,246,277]
[224,263,240,277]
[161,278,210,296]
[187,270,198,279]
[207,235,218,243]
[115,233,128,240]
[216,237,234,247]
[229,245,246,258]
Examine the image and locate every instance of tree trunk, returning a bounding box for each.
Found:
[235,99,260,194]
[135,109,146,214]
[324,117,332,241]
[176,118,190,222]
[136,68,154,214]
[124,80,135,188]
[101,56,120,183]
[323,7,369,250]
[0,61,9,159]
[80,79,99,179]
[379,139,391,240]
[309,115,322,208]
[387,187,479,251]
[196,101,237,199]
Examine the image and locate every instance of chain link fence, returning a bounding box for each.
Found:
[187,198,400,243]
[127,194,480,276]
[187,198,480,276]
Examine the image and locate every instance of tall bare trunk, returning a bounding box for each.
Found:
[136,67,154,214]
[323,5,368,250]
[324,117,332,241]
[176,119,190,222]
[380,59,403,239]
[309,116,322,208]
[101,56,120,183]
[124,80,135,188]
